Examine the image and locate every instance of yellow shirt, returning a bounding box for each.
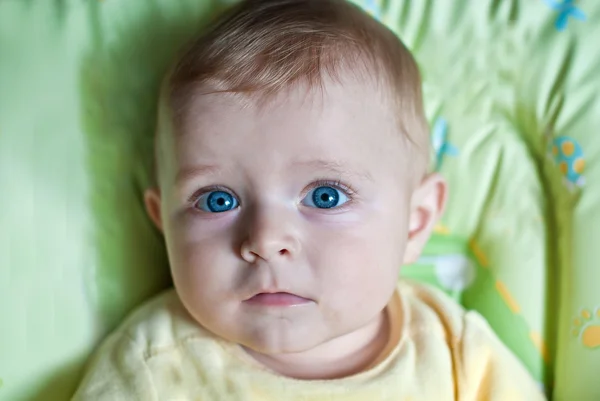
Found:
[72,281,545,400]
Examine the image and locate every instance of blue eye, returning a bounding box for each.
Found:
[302,186,349,209]
[195,190,239,213]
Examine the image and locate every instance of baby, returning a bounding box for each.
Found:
[73,0,545,399]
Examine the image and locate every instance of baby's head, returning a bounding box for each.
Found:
[145,0,446,376]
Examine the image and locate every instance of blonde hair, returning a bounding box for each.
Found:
[158,0,429,181]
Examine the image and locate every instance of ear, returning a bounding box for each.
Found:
[403,173,448,264]
[144,187,164,232]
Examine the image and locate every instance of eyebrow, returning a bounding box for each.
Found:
[292,159,374,182]
[175,164,220,186]
[174,159,374,186]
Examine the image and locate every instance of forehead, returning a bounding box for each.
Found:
[165,77,410,185]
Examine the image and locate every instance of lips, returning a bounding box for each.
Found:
[245,292,313,307]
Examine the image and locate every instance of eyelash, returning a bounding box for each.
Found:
[303,179,357,199]
[187,179,358,207]
[187,185,235,205]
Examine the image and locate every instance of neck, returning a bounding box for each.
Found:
[244,309,390,380]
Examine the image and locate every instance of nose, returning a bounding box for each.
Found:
[239,207,301,263]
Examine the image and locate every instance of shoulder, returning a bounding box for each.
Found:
[72,289,209,400]
[88,288,211,373]
[98,288,218,360]
[397,279,468,339]
[397,279,514,362]
[114,288,206,351]
[397,280,545,400]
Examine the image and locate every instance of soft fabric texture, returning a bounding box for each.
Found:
[72,281,544,400]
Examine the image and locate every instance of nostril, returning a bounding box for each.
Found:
[279,249,287,255]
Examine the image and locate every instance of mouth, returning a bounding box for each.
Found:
[244,292,314,307]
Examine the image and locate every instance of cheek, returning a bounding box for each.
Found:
[309,212,407,314]
[164,219,246,333]
[164,216,238,297]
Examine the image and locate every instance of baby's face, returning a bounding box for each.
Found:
[150,78,426,355]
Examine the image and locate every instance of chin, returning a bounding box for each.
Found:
[242,330,321,355]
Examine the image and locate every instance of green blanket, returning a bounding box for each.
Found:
[1,1,598,399]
